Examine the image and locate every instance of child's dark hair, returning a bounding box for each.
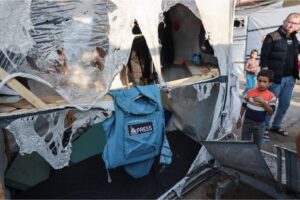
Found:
[251,49,258,54]
[257,69,274,82]
[56,49,63,55]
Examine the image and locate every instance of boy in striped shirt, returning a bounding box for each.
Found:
[237,70,276,148]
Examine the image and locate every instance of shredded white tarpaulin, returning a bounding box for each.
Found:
[221,66,241,134]
[0,0,232,106]
[0,0,112,109]
[7,109,111,169]
[0,0,239,196]
[7,110,71,169]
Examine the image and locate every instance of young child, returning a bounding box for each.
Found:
[237,70,276,148]
[243,49,259,96]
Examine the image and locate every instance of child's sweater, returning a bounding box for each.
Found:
[242,88,276,122]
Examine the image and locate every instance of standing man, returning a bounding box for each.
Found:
[260,13,300,138]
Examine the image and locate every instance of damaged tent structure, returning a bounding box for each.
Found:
[0,0,242,198]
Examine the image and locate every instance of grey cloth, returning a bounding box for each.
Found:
[201,140,275,181]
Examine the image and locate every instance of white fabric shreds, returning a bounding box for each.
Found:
[222,67,241,134]
[7,110,71,169]
[7,109,111,169]
[193,82,215,101]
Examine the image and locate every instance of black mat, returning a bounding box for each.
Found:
[14,130,201,199]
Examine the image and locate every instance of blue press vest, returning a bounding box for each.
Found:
[102,85,172,178]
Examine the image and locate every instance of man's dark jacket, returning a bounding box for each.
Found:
[260,26,299,83]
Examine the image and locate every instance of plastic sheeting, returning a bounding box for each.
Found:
[0,0,239,193]
[222,67,241,134]
[6,109,111,169]
[7,110,72,169]
[0,0,233,107]
[0,0,111,107]
[165,83,220,142]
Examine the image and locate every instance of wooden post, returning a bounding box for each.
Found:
[124,65,130,89]
[0,68,47,109]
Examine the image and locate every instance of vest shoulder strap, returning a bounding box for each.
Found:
[269,31,281,42]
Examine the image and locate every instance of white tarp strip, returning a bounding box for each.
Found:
[195,0,233,76]
[7,109,111,169]
[7,110,71,169]
[193,82,215,101]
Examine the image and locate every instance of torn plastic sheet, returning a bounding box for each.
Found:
[0,0,233,108]
[222,67,241,134]
[0,0,236,190]
[7,109,111,169]
[7,110,72,169]
[0,0,112,108]
[0,0,33,58]
[159,83,227,199]
[164,82,220,142]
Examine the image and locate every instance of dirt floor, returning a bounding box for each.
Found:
[184,78,300,199]
[183,173,272,199]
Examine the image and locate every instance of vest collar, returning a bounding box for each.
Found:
[278,26,297,39]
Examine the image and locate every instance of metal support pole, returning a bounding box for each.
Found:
[274,145,284,192]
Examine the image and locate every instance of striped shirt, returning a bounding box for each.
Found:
[242,88,276,122]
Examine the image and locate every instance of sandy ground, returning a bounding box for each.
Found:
[184,78,300,199]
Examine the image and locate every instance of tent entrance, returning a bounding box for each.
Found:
[125,35,158,86]
[159,3,219,83]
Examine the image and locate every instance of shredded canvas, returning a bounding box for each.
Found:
[7,109,111,169]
